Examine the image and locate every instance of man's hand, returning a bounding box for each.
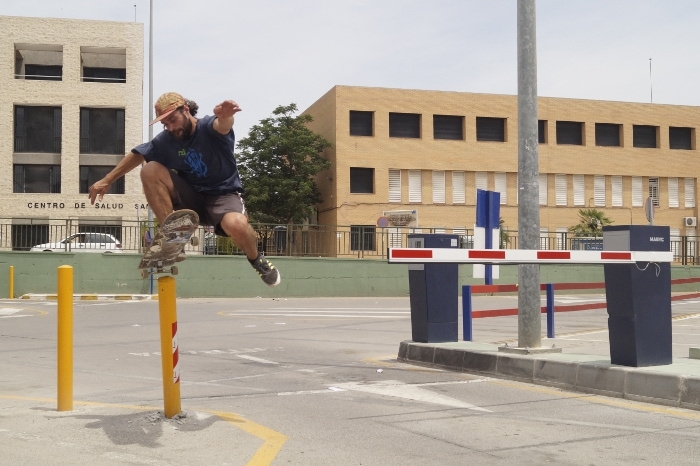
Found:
[89,178,112,205]
[213,100,241,119]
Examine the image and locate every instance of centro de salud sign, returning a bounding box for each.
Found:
[26,202,149,210]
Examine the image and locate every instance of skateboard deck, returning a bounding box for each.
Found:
[138,209,200,277]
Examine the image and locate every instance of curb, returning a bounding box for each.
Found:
[19,294,157,301]
[399,340,700,411]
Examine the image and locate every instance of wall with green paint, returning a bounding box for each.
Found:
[0,252,698,298]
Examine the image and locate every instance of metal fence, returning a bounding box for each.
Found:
[0,218,697,264]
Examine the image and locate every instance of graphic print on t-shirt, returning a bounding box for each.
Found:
[181,148,207,178]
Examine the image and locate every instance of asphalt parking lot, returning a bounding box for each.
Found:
[2,295,700,465]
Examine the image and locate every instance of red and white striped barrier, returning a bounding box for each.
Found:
[388,248,672,264]
[172,322,180,384]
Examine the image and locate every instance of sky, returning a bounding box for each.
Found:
[2,0,699,142]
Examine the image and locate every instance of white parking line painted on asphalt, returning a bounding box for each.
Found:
[236,354,280,365]
[0,308,24,316]
[332,380,492,412]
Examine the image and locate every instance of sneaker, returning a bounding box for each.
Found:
[249,254,281,286]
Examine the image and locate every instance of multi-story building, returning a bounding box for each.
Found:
[0,15,145,250]
[303,85,698,256]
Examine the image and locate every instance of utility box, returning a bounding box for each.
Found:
[602,225,672,367]
[407,234,459,343]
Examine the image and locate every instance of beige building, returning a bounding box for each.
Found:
[0,15,145,249]
[303,85,699,255]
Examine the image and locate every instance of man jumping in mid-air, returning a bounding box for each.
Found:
[88,92,280,286]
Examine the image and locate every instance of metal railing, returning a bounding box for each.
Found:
[0,218,697,264]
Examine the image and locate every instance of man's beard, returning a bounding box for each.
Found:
[171,118,193,140]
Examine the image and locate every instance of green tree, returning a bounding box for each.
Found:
[569,208,613,236]
[236,104,332,224]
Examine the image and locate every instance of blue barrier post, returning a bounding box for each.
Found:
[546,283,555,338]
[462,285,473,341]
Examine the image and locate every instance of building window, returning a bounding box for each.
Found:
[555,174,567,206]
[15,43,63,81]
[573,174,585,206]
[79,166,125,194]
[595,123,621,147]
[494,172,506,205]
[13,165,61,193]
[648,177,660,207]
[594,175,606,206]
[632,177,643,207]
[82,67,126,83]
[452,172,465,204]
[432,171,445,204]
[80,108,125,154]
[80,47,126,83]
[475,171,487,192]
[539,174,548,205]
[612,176,623,207]
[78,221,123,242]
[685,178,696,208]
[633,125,658,148]
[349,167,374,194]
[12,223,49,251]
[14,106,62,153]
[349,111,373,136]
[668,178,679,208]
[556,121,583,145]
[538,120,547,144]
[408,170,422,202]
[389,112,420,138]
[350,226,376,251]
[433,115,464,140]
[669,127,693,150]
[476,117,506,142]
[388,169,401,203]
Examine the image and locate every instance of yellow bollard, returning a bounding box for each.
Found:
[9,266,14,299]
[57,265,73,411]
[158,276,181,418]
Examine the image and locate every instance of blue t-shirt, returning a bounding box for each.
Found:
[132,115,244,195]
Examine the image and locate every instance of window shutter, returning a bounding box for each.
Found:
[555,174,567,206]
[611,176,622,207]
[632,177,643,207]
[573,174,584,206]
[539,174,547,205]
[685,178,696,208]
[388,169,401,203]
[475,172,487,192]
[432,171,445,204]
[668,178,679,208]
[494,172,506,205]
[594,175,605,206]
[452,172,465,204]
[408,170,422,203]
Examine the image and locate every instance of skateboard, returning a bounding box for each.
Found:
[138,209,200,278]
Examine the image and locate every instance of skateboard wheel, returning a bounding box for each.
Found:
[190,236,200,246]
[171,266,179,275]
[140,270,150,279]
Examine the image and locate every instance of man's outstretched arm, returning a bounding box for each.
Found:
[212,100,242,135]
[88,151,145,204]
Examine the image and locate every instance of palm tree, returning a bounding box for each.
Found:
[569,208,613,237]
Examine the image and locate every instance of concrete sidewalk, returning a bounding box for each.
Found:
[398,295,700,411]
[399,340,700,410]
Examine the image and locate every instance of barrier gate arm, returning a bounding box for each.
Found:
[387,248,673,265]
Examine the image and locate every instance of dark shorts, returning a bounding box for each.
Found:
[169,172,246,237]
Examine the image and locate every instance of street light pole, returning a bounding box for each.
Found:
[516,0,542,350]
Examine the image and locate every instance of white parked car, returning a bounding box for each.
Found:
[31,232,123,253]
